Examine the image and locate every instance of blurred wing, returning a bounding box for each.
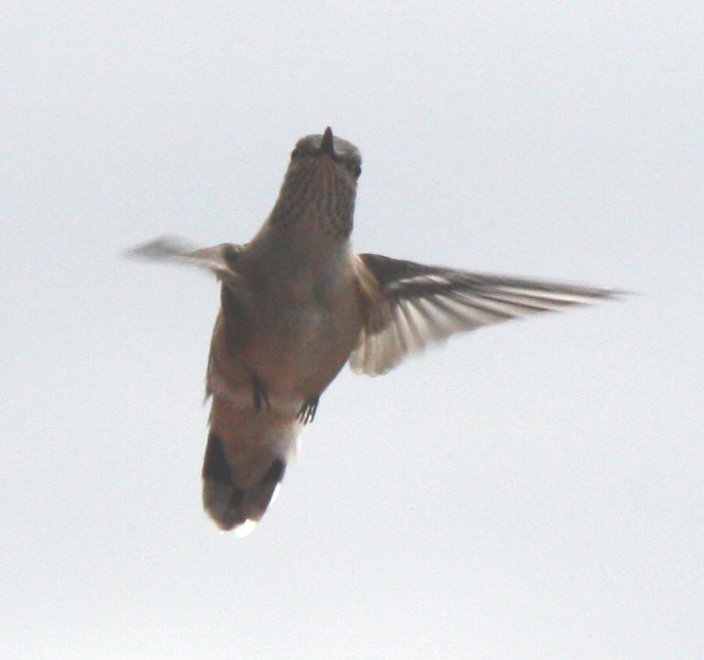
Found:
[126,235,242,279]
[350,253,622,376]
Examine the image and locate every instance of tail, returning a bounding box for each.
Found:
[201,431,287,536]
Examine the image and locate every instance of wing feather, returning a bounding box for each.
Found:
[126,235,242,280]
[351,253,622,375]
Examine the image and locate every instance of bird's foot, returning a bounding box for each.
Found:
[252,377,270,413]
[296,396,319,425]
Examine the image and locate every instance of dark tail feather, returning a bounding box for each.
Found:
[201,431,286,535]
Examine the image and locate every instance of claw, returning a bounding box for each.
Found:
[252,377,270,413]
[296,396,319,425]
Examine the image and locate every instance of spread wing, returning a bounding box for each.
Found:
[126,235,242,279]
[350,253,622,376]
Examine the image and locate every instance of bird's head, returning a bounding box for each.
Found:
[269,127,362,241]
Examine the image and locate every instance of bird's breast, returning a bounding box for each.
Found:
[212,257,363,407]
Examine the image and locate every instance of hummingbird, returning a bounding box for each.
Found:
[130,127,619,536]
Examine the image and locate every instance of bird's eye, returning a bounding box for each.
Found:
[353,165,362,178]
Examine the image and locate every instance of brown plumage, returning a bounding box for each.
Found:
[130,127,620,535]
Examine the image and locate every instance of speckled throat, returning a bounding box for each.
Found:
[266,152,357,242]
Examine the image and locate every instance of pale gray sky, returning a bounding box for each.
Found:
[2,3,702,658]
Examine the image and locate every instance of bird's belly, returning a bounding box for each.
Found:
[247,304,360,396]
[209,294,362,416]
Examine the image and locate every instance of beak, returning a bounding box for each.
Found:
[317,126,335,157]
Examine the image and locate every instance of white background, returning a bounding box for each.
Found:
[2,3,702,658]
